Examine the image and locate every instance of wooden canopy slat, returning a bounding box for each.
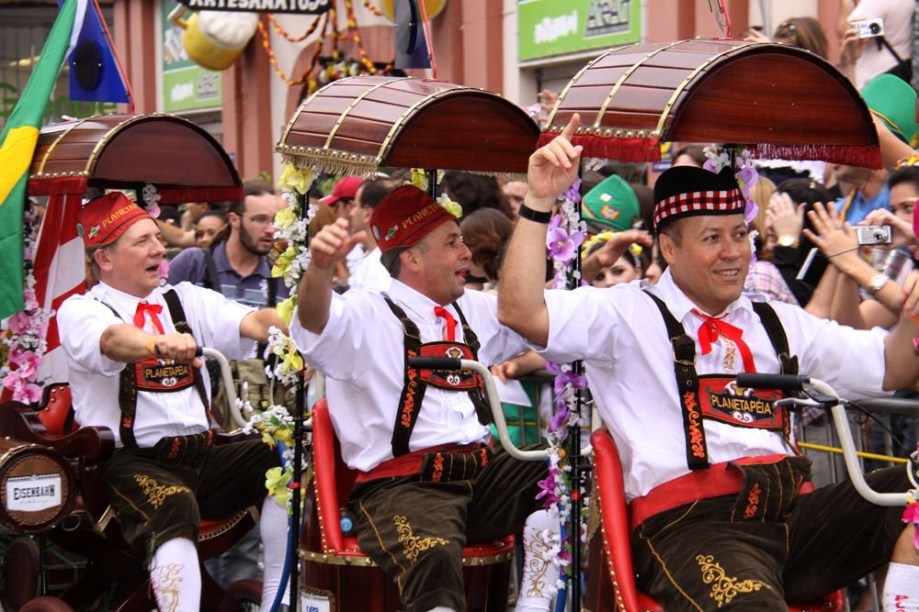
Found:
[540,39,880,166]
[28,113,242,198]
[278,75,539,176]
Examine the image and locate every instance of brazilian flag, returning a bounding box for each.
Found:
[0,0,85,320]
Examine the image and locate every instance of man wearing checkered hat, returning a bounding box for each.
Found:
[500,114,919,610]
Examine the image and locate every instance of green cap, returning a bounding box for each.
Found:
[581,175,640,231]
[861,74,919,146]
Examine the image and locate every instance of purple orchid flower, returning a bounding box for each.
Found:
[548,407,569,434]
[563,179,582,204]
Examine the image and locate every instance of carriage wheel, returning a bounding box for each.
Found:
[224,578,262,611]
[4,537,40,610]
[19,596,75,612]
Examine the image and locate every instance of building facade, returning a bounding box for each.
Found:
[0,0,845,182]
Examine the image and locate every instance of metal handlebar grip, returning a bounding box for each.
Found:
[736,373,810,392]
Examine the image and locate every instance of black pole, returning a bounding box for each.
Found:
[285,189,312,611]
[567,168,584,611]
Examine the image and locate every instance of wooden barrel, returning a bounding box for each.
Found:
[277,75,539,176]
[0,438,75,534]
[540,38,880,167]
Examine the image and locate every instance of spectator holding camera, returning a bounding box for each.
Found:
[838,0,913,89]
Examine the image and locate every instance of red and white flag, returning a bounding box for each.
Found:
[33,193,86,384]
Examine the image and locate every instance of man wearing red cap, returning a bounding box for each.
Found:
[320,175,363,217]
[56,192,290,610]
[500,115,919,609]
[290,185,559,612]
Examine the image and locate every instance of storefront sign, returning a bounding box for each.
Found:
[176,0,331,13]
[518,0,641,62]
[161,0,223,112]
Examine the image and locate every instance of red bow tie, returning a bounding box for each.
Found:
[134,301,165,335]
[434,306,457,342]
[692,309,756,373]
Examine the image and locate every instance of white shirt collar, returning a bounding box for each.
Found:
[386,279,454,325]
[647,268,754,324]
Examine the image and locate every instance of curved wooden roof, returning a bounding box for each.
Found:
[28,114,242,203]
[540,39,880,167]
[277,76,540,175]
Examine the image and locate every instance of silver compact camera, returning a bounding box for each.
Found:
[855,224,892,245]
[852,18,885,39]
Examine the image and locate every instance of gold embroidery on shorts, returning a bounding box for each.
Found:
[134,475,189,509]
[393,515,449,564]
[522,530,553,597]
[151,562,183,612]
[696,554,766,607]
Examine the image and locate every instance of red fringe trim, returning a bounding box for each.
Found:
[537,133,883,169]
[28,177,88,197]
[749,144,882,169]
[26,181,244,204]
[538,133,663,163]
[157,187,244,205]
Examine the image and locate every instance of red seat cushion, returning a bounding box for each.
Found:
[311,399,515,561]
[590,428,844,612]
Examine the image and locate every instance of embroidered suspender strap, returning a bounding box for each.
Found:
[383,296,428,457]
[644,291,710,470]
[118,366,141,448]
[450,302,491,426]
[751,301,799,443]
[91,300,142,448]
[161,289,211,413]
[750,302,798,376]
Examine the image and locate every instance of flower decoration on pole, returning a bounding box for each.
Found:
[547,179,586,289]
[0,202,51,404]
[541,178,590,595]
[244,160,317,511]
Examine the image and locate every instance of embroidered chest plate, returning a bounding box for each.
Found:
[698,375,784,431]
[416,342,480,390]
[134,357,196,392]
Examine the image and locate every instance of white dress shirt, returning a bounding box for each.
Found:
[290,280,527,471]
[537,269,888,500]
[348,246,391,293]
[57,282,255,447]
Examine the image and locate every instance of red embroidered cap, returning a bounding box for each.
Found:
[319,176,363,205]
[370,185,457,252]
[77,192,152,248]
[652,166,745,232]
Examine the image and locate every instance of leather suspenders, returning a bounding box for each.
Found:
[644,291,798,469]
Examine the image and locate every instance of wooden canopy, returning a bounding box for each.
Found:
[277,76,540,176]
[540,39,881,167]
[28,114,242,203]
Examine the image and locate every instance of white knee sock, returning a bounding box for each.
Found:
[884,562,919,611]
[259,496,291,609]
[150,537,201,612]
[516,509,561,612]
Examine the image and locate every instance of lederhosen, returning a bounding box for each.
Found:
[629,293,910,610]
[97,290,278,558]
[347,297,547,612]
